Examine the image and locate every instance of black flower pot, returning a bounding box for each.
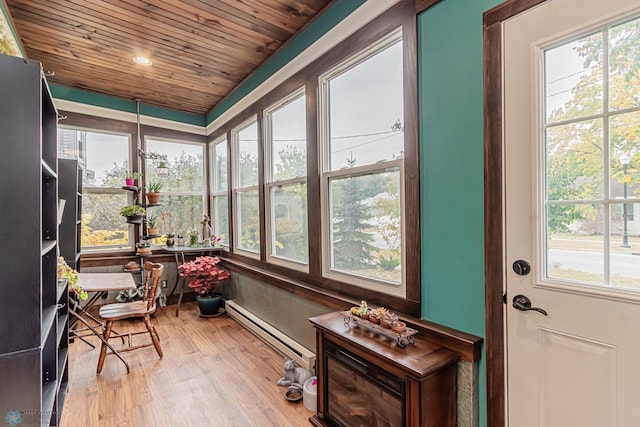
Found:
[196,295,224,317]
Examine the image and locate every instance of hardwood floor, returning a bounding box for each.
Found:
[60,302,314,426]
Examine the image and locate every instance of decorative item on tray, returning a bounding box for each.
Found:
[342,300,417,347]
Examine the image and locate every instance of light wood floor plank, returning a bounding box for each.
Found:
[60,302,313,427]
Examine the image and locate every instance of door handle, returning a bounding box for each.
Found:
[512,294,548,316]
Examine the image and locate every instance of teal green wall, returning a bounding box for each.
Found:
[19,1,509,424]
[49,85,205,126]
[419,1,502,425]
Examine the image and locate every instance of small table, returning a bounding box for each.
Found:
[69,273,137,373]
[164,245,223,316]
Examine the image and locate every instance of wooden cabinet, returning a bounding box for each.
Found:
[0,53,67,426]
[309,312,459,427]
[59,158,82,270]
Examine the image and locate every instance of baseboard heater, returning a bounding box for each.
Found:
[225,300,316,373]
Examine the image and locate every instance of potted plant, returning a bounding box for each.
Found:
[120,204,146,224]
[146,181,162,204]
[176,231,185,246]
[124,171,143,187]
[178,256,230,317]
[146,213,159,236]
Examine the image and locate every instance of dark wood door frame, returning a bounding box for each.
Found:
[483,1,548,426]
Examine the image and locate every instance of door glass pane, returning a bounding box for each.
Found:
[545,33,603,123]
[237,190,260,253]
[546,119,603,201]
[270,183,308,264]
[610,203,640,288]
[543,16,640,292]
[610,112,640,201]
[609,17,640,111]
[546,204,605,285]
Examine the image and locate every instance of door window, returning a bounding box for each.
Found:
[544,15,640,289]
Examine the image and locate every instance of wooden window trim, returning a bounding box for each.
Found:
[483,1,549,426]
[208,1,421,316]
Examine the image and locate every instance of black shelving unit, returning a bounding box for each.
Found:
[59,159,82,270]
[0,53,67,426]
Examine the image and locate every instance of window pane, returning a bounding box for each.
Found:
[271,183,308,264]
[329,168,401,283]
[237,121,259,188]
[546,119,603,201]
[610,203,640,288]
[237,190,260,253]
[269,95,307,181]
[82,191,129,249]
[545,33,603,123]
[328,39,404,170]
[213,139,228,192]
[213,194,229,245]
[609,17,640,111]
[57,128,87,162]
[146,139,204,192]
[83,131,130,187]
[610,112,640,201]
[546,203,605,284]
[153,195,204,237]
[62,129,131,250]
[543,23,640,292]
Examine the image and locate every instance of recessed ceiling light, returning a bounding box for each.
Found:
[133,56,152,66]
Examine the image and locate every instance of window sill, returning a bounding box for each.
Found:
[218,254,483,362]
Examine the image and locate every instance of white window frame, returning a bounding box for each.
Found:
[144,136,207,232]
[231,116,261,258]
[209,135,229,246]
[318,28,407,298]
[263,88,309,270]
[59,126,135,252]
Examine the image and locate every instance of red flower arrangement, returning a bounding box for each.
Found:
[178,256,230,296]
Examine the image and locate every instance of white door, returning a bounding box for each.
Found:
[504,0,640,426]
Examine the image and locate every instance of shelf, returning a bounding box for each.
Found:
[57,347,69,380]
[121,185,140,192]
[56,279,68,301]
[42,381,57,421]
[41,240,57,256]
[41,306,57,345]
[141,203,161,208]
[56,315,68,346]
[41,159,57,179]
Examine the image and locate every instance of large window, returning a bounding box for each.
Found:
[232,118,260,255]
[264,89,308,267]
[145,139,206,237]
[213,3,418,307]
[210,136,229,245]
[320,29,405,296]
[58,128,132,250]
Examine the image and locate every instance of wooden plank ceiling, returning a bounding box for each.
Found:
[5,0,334,116]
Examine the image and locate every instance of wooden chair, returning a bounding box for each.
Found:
[96,261,164,374]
